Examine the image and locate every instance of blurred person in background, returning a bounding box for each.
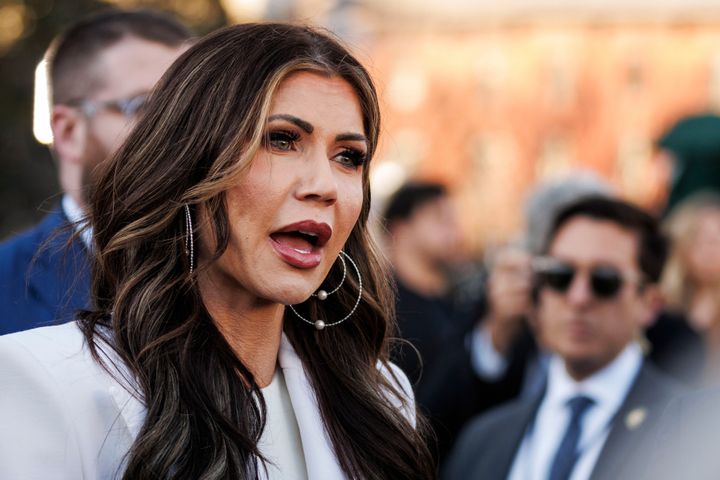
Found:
[382,181,477,463]
[412,174,616,465]
[662,191,720,384]
[476,173,704,397]
[477,173,617,400]
[0,9,191,335]
[656,113,720,214]
[445,197,683,480]
[425,173,702,470]
[383,181,468,385]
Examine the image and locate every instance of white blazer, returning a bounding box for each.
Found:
[0,322,415,479]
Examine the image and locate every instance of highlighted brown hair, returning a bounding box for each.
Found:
[79,23,433,479]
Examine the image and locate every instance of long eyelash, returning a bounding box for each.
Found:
[341,148,367,167]
[265,130,300,146]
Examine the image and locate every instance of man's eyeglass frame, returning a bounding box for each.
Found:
[68,92,149,119]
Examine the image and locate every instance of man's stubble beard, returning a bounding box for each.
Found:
[79,129,112,209]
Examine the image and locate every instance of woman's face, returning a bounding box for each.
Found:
[687,208,720,284]
[202,72,367,306]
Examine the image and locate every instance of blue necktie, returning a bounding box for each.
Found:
[548,395,595,480]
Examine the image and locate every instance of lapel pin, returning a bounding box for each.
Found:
[625,407,647,430]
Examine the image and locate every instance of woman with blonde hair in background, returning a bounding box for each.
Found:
[662,191,720,383]
[0,23,434,479]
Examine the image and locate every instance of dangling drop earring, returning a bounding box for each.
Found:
[184,204,194,274]
[288,250,362,330]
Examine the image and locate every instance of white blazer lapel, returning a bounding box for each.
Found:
[278,334,345,479]
[95,342,147,442]
[98,334,347,479]
[106,383,146,441]
[87,344,147,478]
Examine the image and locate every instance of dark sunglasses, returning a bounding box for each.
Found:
[533,258,640,299]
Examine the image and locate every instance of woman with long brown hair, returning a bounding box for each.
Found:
[0,23,434,479]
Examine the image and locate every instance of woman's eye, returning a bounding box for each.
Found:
[267,131,300,151]
[335,148,367,169]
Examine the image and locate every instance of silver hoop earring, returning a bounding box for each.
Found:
[288,250,362,330]
[312,252,346,300]
[184,204,194,274]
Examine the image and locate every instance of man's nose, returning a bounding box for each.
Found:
[565,272,593,307]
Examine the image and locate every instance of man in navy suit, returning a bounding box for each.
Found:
[444,197,683,480]
[0,10,191,335]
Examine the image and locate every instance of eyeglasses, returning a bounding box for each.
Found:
[72,92,149,119]
[533,257,642,299]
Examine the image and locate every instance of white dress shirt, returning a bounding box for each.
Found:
[470,323,509,380]
[61,194,92,250]
[508,343,643,480]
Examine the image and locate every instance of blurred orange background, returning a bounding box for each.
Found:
[4,0,720,252]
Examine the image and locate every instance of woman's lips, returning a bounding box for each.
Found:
[269,220,332,268]
[270,234,322,268]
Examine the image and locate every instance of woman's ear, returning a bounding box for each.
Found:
[51,104,87,166]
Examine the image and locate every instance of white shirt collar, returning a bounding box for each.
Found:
[544,342,643,415]
[61,195,93,250]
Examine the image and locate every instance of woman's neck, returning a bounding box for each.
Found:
[198,274,285,388]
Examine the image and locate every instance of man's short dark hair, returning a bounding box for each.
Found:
[382,182,447,230]
[46,9,192,105]
[545,196,668,284]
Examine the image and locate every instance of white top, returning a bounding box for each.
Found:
[508,343,642,480]
[0,322,415,479]
[260,368,308,480]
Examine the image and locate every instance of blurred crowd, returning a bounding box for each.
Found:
[4,6,720,480]
[383,151,720,478]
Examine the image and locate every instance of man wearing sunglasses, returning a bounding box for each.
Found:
[0,10,191,335]
[445,196,683,480]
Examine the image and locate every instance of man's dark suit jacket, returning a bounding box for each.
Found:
[0,206,90,335]
[443,361,682,480]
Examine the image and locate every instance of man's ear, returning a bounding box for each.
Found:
[51,105,87,165]
[638,284,663,329]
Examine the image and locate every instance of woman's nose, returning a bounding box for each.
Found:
[295,148,338,205]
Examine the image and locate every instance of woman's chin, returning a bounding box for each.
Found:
[277,287,317,307]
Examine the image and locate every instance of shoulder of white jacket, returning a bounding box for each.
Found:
[377,360,417,426]
[0,321,86,357]
[379,361,413,398]
[0,322,112,383]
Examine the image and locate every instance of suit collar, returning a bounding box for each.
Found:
[589,362,679,480]
[278,333,344,478]
[493,392,546,479]
[100,342,146,442]
[24,206,91,322]
[545,344,643,417]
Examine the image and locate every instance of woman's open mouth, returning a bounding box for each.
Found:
[270,220,332,268]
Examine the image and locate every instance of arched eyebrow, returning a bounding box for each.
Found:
[336,133,367,144]
[268,114,313,134]
[268,114,368,146]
